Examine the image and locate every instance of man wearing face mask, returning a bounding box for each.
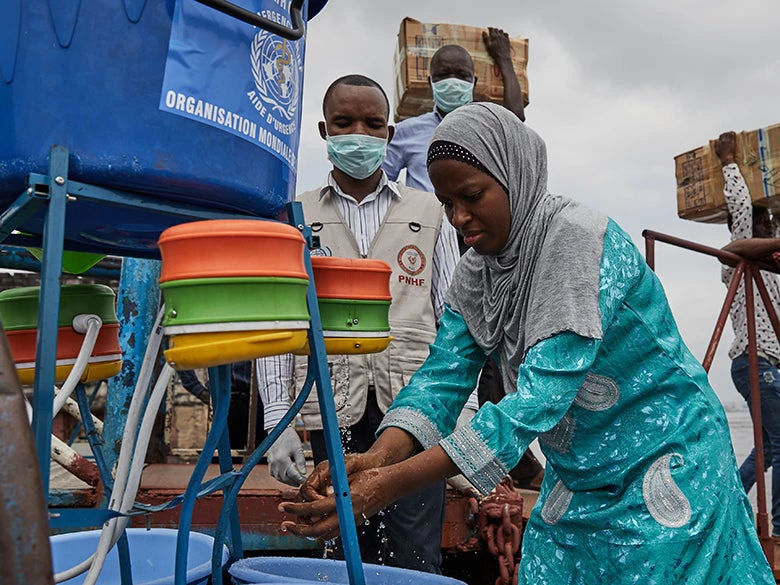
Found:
[383,27,525,193]
[256,74,462,573]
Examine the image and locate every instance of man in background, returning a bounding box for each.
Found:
[383,27,525,193]
[716,131,780,559]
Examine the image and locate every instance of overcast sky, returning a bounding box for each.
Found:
[296,0,780,406]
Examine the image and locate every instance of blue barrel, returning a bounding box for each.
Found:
[0,0,327,252]
[228,557,467,585]
[49,528,229,585]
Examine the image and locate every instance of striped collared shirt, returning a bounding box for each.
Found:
[257,171,475,431]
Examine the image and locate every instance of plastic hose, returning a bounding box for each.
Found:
[81,363,174,585]
[53,306,166,584]
[51,314,102,418]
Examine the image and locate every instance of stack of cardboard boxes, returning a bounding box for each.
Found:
[675,124,780,223]
[393,17,529,123]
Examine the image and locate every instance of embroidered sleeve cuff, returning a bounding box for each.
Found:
[440,425,509,496]
[378,407,443,450]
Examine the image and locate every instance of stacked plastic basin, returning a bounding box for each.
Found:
[229,557,467,585]
[0,284,121,384]
[49,528,230,585]
[158,219,311,370]
[158,219,396,368]
[309,257,393,354]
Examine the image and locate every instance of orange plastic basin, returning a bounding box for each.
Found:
[158,219,307,282]
[311,257,392,300]
[6,324,121,364]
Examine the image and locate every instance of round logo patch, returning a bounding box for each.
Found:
[250,30,302,122]
[398,245,426,276]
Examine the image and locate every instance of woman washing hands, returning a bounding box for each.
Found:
[281,103,773,583]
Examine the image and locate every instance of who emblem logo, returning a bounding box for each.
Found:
[250,29,302,122]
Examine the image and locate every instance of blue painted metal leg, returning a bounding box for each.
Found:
[32,145,68,498]
[210,371,317,585]
[210,365,243,560]
[68,382,102,446]
[74,383,112,492]
[288,202,366,585]
[116,531,134,585]
[174,368,232,585]
[76,383,134,585]
[104,259,161,473]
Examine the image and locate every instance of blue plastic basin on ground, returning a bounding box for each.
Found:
[0,0,327,255]
[50,528,229,585]
[229,557,467,585]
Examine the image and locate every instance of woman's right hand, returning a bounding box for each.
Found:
[297,451,381,503]
[281,466,397,541]
[297,427,418,502]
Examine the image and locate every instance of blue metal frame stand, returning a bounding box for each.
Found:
[0,146,366,585]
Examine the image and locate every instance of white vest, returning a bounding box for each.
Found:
[292,184,444,430]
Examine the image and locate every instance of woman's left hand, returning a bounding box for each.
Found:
[279,467,395,540]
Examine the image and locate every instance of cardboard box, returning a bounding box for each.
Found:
[675,124,780,223]
[393,17,529,123]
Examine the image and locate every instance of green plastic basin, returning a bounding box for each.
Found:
[318,298,391,332]
[26,248,106,275]
[160,277,310,327]
[0,284,118,331]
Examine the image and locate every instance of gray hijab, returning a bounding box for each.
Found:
[433,103,608,393]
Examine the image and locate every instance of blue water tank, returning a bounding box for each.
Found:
[0,0,326,253]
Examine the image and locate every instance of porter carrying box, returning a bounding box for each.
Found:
[675,123,780,223]
[393,17,529,122]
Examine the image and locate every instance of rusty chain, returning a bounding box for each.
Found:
[477,478,523,585]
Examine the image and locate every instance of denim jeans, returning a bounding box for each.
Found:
[731,354,780,535]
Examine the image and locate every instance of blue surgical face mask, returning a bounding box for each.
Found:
[431,77,474,114]
[325,133,388,180]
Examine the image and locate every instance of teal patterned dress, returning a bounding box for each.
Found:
[380,220,773,583]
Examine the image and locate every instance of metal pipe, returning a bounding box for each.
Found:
[702,262,745,372]
[31,145,69,497]
[753,271,780,345]
[0,325,54,585]
[744,268,773,562]
[641,229,779,273]
[50,433,101,487]
[644,233,655,271]
[290,201,365,585]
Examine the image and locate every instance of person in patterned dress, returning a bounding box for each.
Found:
[280,105,774,584]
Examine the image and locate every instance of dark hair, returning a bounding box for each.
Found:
[322,74,390,118]
[430,44,473,70]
